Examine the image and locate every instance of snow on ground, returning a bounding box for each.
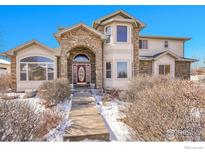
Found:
[94,95,134,141]
[44,94,73,141]
[3,92,73,141]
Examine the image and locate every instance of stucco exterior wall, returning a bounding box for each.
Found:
[16,44,57,91]
[139,38,184,57]
[103,22,135,89]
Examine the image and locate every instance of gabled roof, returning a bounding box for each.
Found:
[140,50,197,62]
[140,35,191,41]
[3,39,58,56]
[93,10,145,29]
[54,23,106,42]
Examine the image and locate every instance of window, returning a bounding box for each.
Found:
[159,65,170,75]
[105,26,111,43]
[20,56,54,81]
[139,40,148,49]
[117,62,127,78]
[106,62,111,78]
[117,26,127,42]
[73,54,89,62]
[164,41,168,48]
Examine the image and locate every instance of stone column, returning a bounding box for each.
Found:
[95,48,103,89]
[11,56,17,91]
[133,27,140,77]
[60,49,68,78]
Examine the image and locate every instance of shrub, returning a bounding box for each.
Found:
[0,99,63,141]
[0,75,12,97]
[38,78,71,107]
[121,75,205,141]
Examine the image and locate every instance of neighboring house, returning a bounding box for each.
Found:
[3,10,197,91]
[0,58,10,75]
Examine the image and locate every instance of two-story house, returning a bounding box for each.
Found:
[2,10,196,91]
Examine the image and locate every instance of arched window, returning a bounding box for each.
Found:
[73,54,89,62]
[20,56,54,81]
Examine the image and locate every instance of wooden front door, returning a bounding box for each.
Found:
[72,64,91,84]
[77,65,86,83]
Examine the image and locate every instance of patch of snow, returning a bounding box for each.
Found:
[94,95,134,141]
[44,95,73,141]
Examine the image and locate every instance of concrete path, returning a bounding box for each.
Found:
[64,89,109,141]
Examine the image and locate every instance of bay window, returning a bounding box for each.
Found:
[117,62,128,78]
[20,56,54,81]
[105,26,112,43]
[106,62,111,78]
[117,26,127,42]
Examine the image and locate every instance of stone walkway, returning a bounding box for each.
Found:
[64,89,109,141]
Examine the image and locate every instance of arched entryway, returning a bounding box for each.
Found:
[58,23,104,88]
[67,46,96,85]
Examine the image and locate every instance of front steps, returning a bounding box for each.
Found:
[64,87,109,141]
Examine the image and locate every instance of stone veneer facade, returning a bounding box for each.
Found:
[139,60,153,75]
[133,27,140,76]
[10,56,17,90]
[59,26,103,88]
[67,48,96,84]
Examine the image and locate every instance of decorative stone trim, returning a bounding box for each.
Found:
[59,26,103,88]
[133,27,140,76]
[11,56,17,91]
[139,60,153,75]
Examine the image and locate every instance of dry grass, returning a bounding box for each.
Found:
[0,99,63,141]
[38,78,71,108]
[192,68,205,75]
[120,75,205,141]
[0,75,12,99]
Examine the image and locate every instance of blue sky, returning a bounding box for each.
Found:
[0,5,204,66]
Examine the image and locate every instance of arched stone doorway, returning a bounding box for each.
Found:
[58,24,104,88]
[67,47,96,85]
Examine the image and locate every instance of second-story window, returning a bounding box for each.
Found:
[105,26,111,43]
[117,26,127,42]
[139,40,148,49]
[164,41,169,48]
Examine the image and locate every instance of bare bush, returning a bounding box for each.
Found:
[38,78,71,107]
[121,75,205,141]
[0,99,63,141]
[0,75,12,98]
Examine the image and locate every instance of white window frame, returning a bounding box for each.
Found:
[19,56,54,81]
[158,64,171,75]
[116,25,128,43]
[105,61,112,79]
[139,40,148,49]
[164,40,169,48]
[116,61,128,79]
[104,26,112,43]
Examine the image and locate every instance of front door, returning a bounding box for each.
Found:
[77,65,86,83]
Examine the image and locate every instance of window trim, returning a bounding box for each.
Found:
[158,64,171,75]
[73,54,90,62]
[164,40,169,48]
[105,61,112,79]
[139,40,148,49]
[104,26,112,44]
[116,61,128,79]
[116,25,128,43]
[19,56,55,81]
